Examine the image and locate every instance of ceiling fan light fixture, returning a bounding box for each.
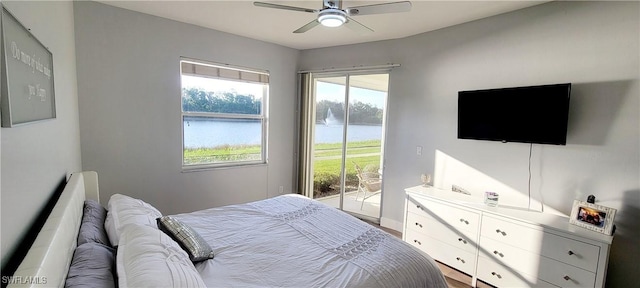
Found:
[318,10,346,27]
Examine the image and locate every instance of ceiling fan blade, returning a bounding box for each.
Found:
[293,19,320,33]
[344,16,374,34]
[253,2,318,13]
[346,1,412,16]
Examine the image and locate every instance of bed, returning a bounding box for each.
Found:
[7,171,448,288]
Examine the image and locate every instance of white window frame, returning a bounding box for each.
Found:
[180,58,269,170]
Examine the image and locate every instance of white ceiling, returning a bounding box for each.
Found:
[97,0,548,50]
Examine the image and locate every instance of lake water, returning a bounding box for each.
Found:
[183,119,382,148]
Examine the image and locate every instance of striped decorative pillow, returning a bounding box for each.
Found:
[156,216,214,262]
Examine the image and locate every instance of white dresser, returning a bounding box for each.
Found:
[403,186,613,288]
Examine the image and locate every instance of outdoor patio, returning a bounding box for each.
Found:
[316,190,381,219]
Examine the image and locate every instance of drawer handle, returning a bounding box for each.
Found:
[455,257,465,264]
[495,229,507,236]
[568,250,575,256]
[416,205,421,209]
[413,239,422,245]
[459,218,469,225]
[415,222,423,228]
[457,238,467,244]
[563,275,571,281]
[491,272,502,279]
[493,250,504,258]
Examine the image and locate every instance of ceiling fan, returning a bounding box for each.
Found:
[253,0,412,34]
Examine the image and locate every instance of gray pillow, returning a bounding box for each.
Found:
[77,200,110,246]
[65,243,115,288]
[157,216,214,262]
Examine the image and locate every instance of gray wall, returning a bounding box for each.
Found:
[2,0,637,286]
[1,1,82,266]
[73,1,298,214]
[300,1,639,286]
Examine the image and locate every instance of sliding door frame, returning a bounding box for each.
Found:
[297,68,392,222]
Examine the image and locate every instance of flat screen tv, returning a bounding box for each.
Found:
[458,83,571,145]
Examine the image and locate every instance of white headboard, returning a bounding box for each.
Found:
[7,171,100,288]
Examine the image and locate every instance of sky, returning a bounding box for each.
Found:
[316,81,387,109]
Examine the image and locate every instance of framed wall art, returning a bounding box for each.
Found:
[569,200,617,235]
[1,5,55,127]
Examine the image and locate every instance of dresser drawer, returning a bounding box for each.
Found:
[407,196,480,233]
[481,215,544,251]
[477,256,559,288]
[479,237,597,287]
[479,236,547,277]
[539,232,600,273]
[406,212,477,253]
[405,229,476,275]
[481,215,600,272]
[538,256,596,288]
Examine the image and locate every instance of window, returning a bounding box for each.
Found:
[180,59,268,169]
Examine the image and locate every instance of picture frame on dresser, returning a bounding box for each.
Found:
[569,200,617,235]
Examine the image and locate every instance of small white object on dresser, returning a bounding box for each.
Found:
[403,186,613,288]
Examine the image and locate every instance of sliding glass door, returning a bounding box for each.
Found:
[304,73,389,221]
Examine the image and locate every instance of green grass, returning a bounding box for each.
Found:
[312,140,381,197]
[313,155,380,175]
[184,140,381,165]
[314,140,381,151]
[315,147,380,157]
[313,139,381,173]
[184,144,261,164]
[184,140,381,198]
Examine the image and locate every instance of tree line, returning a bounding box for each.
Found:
[182,88,382,124]
[182,88,261,114]
[316,100,383,125]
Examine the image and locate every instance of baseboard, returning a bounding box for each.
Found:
[380,217,403,232]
